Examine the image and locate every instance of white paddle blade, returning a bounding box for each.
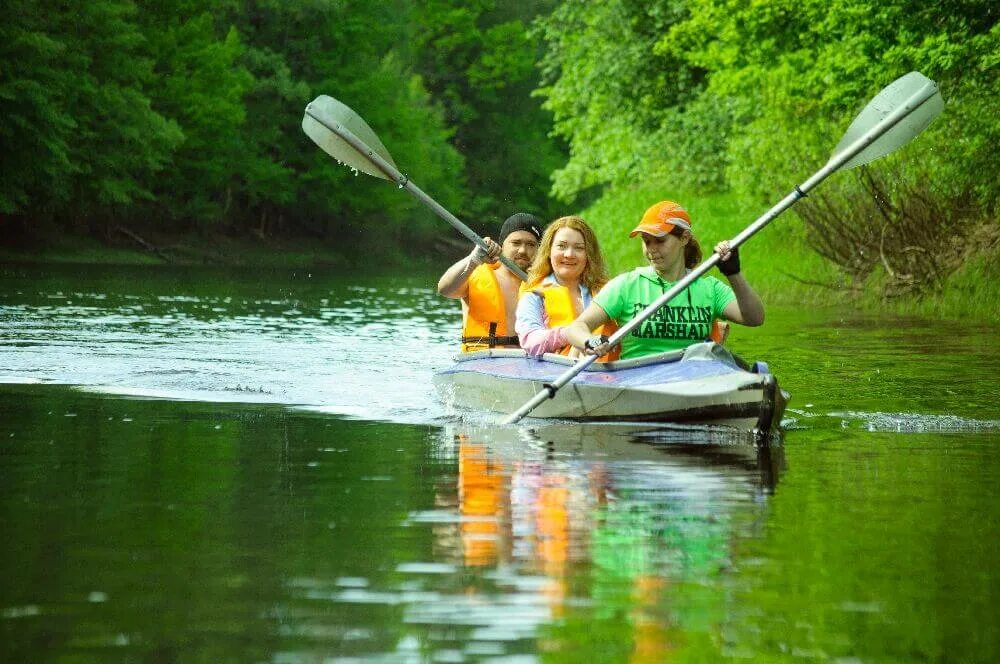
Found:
[834,71,944,170]
[302,95,398,180]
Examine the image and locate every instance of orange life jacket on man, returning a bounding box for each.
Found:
[531,283,621,363]
[461,263,519,352]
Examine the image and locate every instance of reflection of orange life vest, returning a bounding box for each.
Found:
[462,263,518,352]
[532,283,621,362]
[458,441,504,567]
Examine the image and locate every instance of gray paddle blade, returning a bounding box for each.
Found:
[302,95,397,180]
[834,71,944,170]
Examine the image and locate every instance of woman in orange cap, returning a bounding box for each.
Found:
[561,201,764,360]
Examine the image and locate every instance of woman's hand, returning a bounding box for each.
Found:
[715,241,740,276]
[583,334,611,357]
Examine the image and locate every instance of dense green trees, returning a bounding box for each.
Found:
[536,0,997,296]
[536,0,722,199]
[537,0,997,205]
[1,0,994,282]
[220,0,465,242]
[138,1,250,226]
[412,1,564,222]
[0,0,183,220]
[1,0,560,249]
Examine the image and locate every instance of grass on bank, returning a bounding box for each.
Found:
[0,224,445,272]
[862,245,999,320]
[0,232,164,266]
[577,182,999,322]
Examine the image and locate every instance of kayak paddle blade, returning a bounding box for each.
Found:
[832,71,944,170]
[302,95,398,180]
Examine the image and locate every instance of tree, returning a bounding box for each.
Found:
[225,0,465,246]
[0,0,182,225]
[413,0,565,224]
[663,0,999,294]
[534,0,723,202]
[134,0,252,227]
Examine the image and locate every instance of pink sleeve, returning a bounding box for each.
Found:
[519,326,568,357]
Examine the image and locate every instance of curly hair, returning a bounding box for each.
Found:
[525,216,610,292]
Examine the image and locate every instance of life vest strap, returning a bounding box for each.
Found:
[461,335,520,347]
[463,321,519,348]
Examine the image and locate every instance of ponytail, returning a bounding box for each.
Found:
[670,227,703,268]
[684,236,702,268]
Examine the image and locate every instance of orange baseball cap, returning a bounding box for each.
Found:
[629,200,692,237]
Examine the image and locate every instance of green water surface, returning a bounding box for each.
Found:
[0,264,997,662]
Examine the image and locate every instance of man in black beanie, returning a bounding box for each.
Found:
[437,213,544,352]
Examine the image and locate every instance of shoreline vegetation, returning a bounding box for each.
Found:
[0,221,462,273]
[2,3,995,323]
[4,184,996,323]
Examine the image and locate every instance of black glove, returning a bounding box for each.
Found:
[718,246,741,276]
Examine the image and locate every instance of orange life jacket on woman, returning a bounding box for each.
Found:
[532,283,621,363]
[461,263,518,352]
[709,320,727,344]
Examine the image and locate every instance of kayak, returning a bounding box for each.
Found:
[433,342,788,434]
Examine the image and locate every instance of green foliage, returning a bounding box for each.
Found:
[2,0,993,290]
[0,0,561,254]
[535,0,728,202]
[863,222,1000,320]
[0,0,74,214]
[219,0,467,246]
[537,0,998,212]
[536,0,997,312]
[665,0,999,211]
[136,2,252,226]
[0,0,182,219]
[412,0,565,226]
[0,0,469,253]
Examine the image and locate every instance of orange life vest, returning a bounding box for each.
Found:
[709,320,726,344]
[461,263,518,352]
[531,283,621,362]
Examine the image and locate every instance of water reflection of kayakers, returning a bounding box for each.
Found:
[514,216,620,362]
[564,200,765,359]
[457,438,509,567]
[437,213,544,352]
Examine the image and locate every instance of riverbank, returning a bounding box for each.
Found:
[2,199,996,322]
[580,184,1000,322]
[0,222,462,272]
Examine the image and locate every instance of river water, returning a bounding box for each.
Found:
[1,263,997,662]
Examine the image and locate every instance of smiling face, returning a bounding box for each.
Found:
[640,231,688,277]
[502,230,540,271]
[550,227,588,285]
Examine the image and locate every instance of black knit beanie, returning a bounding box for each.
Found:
[499,213,543,243]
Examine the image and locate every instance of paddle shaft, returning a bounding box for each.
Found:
[502,79,941,425]
[304,109,529,281]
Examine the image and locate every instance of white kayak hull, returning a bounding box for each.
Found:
[433,342,788,433]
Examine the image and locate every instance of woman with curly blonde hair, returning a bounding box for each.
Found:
[515,216,617,359]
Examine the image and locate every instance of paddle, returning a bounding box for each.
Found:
[301,95,529,280]
[503,71,944,425]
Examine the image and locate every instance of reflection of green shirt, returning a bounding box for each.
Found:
[594,266,735,359]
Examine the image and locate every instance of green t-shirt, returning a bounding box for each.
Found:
[594,266,736,359]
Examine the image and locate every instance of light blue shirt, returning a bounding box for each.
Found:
[514,274,594,339]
